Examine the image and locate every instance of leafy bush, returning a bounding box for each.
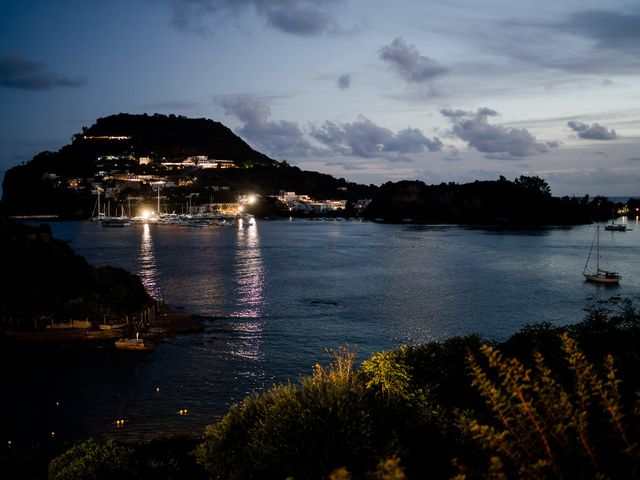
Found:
[196,348,380,479]
[47,436,205,480]
[457,333,640,479]
[48,439,139,480]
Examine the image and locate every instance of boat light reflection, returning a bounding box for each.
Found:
[230,222,265,361]
[139,223,162,299]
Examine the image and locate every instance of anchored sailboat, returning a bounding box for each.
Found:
[583,226,621,284]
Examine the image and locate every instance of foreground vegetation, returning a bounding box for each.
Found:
[3,299,640,479]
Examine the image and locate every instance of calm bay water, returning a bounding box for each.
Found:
[3,218,640,444]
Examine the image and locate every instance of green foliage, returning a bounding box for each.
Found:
[362,347,412,400]
[196,347,379,479]
[196,346,453,479]
[48,439,139,480]
[46,436,204,480]
[458,333,640,479]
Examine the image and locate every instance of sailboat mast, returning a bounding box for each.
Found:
[596,226,600,272]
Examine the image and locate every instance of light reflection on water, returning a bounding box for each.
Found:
[138,223,162,299]
[230,222,265,362]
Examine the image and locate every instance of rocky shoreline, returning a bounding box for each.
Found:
[2,307,203,348]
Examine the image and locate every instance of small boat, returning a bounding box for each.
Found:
[583,226,620,285]
[604,223,627,232]
[604,209,628,231]
[101,218,131,227]
[115,333,154,351]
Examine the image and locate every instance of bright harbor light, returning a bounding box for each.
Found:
[140,209,154,221]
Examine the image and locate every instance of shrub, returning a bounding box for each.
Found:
[196,348,379,479]
[457,333,640,479]
[48,439,139,480]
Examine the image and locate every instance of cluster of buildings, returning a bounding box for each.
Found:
[44,152,371,217]
[276,191,357,214]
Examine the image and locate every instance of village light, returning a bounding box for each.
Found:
[248,194,257,204]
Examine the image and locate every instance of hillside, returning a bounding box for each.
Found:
[0,113,281,218]
[75,113,277,165]
[0,221,151,323]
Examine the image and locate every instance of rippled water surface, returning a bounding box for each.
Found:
[3,218,639,444]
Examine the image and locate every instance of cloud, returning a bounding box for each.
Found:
[0,53,87,90]
[167,0,345,35]
[324,160,365,170]
[220,95,315,157]
[442,145,461,162]
[567,121,618,140]
[337,74,351,90]
[311,115,443,159]
[378,37,447,83]
[441,108,558,159]
[563,10,640,50]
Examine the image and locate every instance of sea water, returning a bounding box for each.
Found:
[2,218,639,443]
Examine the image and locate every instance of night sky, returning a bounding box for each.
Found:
[1,0,639,195]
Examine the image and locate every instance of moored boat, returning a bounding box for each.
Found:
[604,223,627,232]
[101,218,131,227]
[583,226,620,285]
[115,334,154,351]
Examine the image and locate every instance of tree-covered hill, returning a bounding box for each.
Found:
[0,221,151,324]
[364,176,620,225]
[75,113,277,165]
[0,113,278,218]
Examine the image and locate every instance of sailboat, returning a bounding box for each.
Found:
[604,218,628,231]
[604,207,628,231]
[583,226,621,284]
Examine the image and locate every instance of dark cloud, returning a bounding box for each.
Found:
[0,53,87,90]
[567,121,618,140]
[337,74,351,90]
[563,10,640,49]
[312,116,442,159]
[167,0,345,35]
[378,37,447,83]
[441,108,557,159]
[463,9,640,76]
[220,95,315,157]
